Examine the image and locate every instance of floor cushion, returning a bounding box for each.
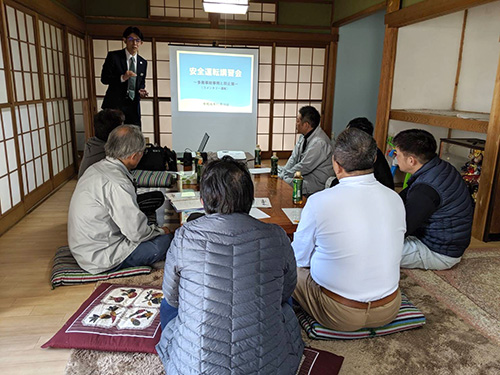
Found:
[295,293,426,339]
[51,247,152,288]
[132,170,177,188]
[42,282,162,353]
[47,282,345,374]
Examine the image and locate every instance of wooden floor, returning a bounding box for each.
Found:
[0,178,498,374]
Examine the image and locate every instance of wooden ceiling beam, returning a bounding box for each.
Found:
[385,0,497,27]
[86,23,338,46]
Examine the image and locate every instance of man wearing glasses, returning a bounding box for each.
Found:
[101,26,149,126]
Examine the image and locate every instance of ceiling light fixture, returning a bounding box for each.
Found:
[203,0,249,15]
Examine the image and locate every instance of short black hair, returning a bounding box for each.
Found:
[299,106,320,129]
[333,128,377,172]
[200,156,254,214]
[94,109,125,142]
[347,117,374,136]
[123,26,144,41]
[393,129,437,164]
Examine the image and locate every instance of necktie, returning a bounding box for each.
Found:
[127,56,136,100]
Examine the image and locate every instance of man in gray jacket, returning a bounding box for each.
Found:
[68,125,172,274]
[278,106,334,195]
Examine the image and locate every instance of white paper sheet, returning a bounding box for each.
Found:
[171,199,204,212]
[249,207,270,219]
[166,191,199,201]
[252,197,272,208]
[249,167,271,175]
[282,208,302,224]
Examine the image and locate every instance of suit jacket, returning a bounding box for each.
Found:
[101,49,147,125]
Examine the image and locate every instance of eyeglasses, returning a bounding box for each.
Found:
[127,37,142,44]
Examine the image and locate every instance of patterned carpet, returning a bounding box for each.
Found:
[64,249,500,374]
[404,247,500,345]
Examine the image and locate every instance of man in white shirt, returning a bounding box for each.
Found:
[101,26,149,126]
[278,106,334,195]
[292,128,406,331]
[68,125,172,274]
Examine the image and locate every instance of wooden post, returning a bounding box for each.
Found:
[62,26,79,176]
[151,37,160,144]
[374,0,401,152]
[472,52,500,240]
[323,38,337,138]
[84,34,96,138]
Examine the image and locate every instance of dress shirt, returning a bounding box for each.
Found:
[120,49,137,82]
[68,157,163,274]
[292,173,406,302]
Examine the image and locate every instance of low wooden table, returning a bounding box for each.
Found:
[180,174,305,236]
[252,174,305,236]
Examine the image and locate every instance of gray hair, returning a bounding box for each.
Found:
[333,128,377,172]
[105,124,145,159]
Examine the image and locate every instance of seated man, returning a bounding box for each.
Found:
[78,108,124,179]
[393,129,473,270]
[156,156,304,374]
[68,125,173,274]
[79,108,164,225]
[278,106,334,195]
[330,117,394,189]
[292,128,406,332]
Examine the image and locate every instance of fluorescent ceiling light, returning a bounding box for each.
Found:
[203,0,249,14]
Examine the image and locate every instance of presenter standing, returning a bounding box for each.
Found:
[101,26,149,126]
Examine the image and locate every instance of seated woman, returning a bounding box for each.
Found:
[156,156,304,375]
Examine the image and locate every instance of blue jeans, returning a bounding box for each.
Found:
[160,298,178,330]
[114,233,173,270]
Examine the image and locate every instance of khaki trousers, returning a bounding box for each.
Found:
[293,267,401,332]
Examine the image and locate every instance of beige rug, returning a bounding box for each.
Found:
[65,269,500,375]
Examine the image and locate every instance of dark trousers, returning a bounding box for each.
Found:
[112,232,173,271]
[137,191,165,225]
[160,298,179,330]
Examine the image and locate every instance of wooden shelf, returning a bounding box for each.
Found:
[390,109,489,133]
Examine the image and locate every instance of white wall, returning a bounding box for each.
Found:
[331,10,385,139]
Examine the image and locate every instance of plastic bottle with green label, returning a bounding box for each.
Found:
[270,152,279,178]
[292,171,303,204]
[195,152,203,184]
[255,145,262,168]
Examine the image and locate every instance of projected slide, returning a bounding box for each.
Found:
[177,50,254,113]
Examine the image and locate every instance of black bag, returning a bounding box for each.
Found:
[136,144,178,171]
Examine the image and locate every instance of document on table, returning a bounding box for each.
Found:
[252,197,272,208]
[166,191,200,200]
[249,208,270,219]
[249,168,271,175]
[282,208,302,224]
[171,199,203,212]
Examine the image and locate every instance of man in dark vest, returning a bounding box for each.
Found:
[101,26,148,126]
[393,129,473,270]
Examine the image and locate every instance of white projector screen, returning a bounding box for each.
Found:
[169,45,259,153]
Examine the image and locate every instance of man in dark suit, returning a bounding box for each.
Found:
[101,26,149,126]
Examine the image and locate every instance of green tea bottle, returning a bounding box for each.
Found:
[270,152,279,178]
[292,171,303,204]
